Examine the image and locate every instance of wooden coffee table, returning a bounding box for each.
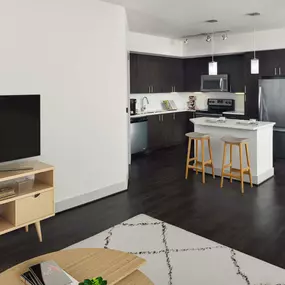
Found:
[0,248,154,285]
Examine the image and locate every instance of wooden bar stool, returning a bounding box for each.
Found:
[185,132,215,183]
[220,136,253,193]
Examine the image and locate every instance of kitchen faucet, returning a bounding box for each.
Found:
[141,96,149,112]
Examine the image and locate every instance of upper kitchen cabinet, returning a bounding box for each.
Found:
[217,54,245,93]
[130,53,161,94]
[130,53,184,94]
[165,57,184,92]
[184,57,209,92]
[258,49,285,76]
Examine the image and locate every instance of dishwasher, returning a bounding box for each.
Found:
[130,117,148,154]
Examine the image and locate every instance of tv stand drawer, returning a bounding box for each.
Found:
[16,190,54,226]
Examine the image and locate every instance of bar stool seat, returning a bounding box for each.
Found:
[186,132,210,139]
[222,136,248,144]
[220,136,253,193]
[185,132,215,183]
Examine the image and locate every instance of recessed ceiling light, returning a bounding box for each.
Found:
[205,19,218,23]
[246,12,261,17]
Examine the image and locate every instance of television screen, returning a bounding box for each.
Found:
[0,95,40,163]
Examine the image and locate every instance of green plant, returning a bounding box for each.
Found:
[79,276,107,285]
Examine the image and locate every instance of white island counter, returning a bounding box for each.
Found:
[190,117,276,185]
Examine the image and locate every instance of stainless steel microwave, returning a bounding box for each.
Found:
[201,74,229,92]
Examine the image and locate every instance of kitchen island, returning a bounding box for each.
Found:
[190,117,276,185]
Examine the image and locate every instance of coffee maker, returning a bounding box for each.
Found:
[130,99,137,115]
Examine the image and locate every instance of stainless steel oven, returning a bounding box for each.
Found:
[201,74,229,92]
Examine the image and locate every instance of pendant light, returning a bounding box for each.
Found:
[251,28,259,74]
[247,12,261,74]
[207,20,218,75]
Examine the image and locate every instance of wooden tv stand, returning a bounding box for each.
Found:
[0,162,54,242]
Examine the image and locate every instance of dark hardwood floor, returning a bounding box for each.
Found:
[1,144,285,272]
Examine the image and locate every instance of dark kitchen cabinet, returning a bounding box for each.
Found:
[148,112,189,150]
[244,52,259,119]
[184,57,209,92]
[130,53,184,94]
[148,115,164,149]
[172,112,188,145]
[217,54,245,93]
[164,57,184,92]
[258,49,285,76]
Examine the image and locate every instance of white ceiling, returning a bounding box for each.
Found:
[101,0,285,38]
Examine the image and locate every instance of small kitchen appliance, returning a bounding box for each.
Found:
[130,99,137,115]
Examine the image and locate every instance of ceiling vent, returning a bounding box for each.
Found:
[246,12,261,17]
[205,19,218,23]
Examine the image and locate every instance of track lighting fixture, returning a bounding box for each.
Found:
[184,38,189,44]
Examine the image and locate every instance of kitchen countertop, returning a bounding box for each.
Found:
[190,117,275,131]
[131,109,195,118]
[131,109,245,118]
[222,111,245,116]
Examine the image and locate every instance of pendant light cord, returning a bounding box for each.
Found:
[253,27,256,59]
[211,26,214,62]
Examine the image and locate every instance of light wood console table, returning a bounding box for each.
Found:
[0,162,54,242]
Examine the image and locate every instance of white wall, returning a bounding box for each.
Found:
[0,0,129,211]
[128,32,183,57]
[183,27,285,57]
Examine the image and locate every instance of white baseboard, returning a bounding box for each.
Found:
[55,181,128,213]
[204,167,274,185]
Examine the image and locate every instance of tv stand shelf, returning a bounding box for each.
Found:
[0,162,54,242]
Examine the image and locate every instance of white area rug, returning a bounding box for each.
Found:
[68,214,285,285]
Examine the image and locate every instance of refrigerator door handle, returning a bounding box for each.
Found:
[220,78,222,90]
[258,85,262,120]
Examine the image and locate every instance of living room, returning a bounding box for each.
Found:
[1,0,285,284]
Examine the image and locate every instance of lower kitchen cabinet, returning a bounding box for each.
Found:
[148,112,189,150]
[148,115,164,149]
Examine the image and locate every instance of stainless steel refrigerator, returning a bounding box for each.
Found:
[259,77,285,159]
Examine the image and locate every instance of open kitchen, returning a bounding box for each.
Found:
[129,51,281,187]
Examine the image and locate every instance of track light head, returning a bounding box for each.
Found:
[206,34,212,42]
[222,33,228,40]
[184,38,189,44]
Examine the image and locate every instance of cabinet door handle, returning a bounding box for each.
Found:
[275,68,277,76]
[148,86,150,93]
[279,67,282,75]
[174,86,176,92]
[34,194,41,198]
[244,85,247,94]
[151,86,154,93]
[161,114,164,122]
[172,86,174,92]
[173,113,176,120]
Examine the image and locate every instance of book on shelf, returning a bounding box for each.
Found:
[0,187,16,200]
[20,261,78,285]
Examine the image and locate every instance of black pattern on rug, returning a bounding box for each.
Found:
[104,226,114,249]
[103,220,285,285]
[230,249,251,285]
[129,245,225,255]
[161,222,173,285]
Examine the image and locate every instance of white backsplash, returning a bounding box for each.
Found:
[130,92,245,113]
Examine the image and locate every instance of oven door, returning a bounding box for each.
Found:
[201,75,228,92]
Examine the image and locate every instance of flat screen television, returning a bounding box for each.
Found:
[0,95,40,163]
